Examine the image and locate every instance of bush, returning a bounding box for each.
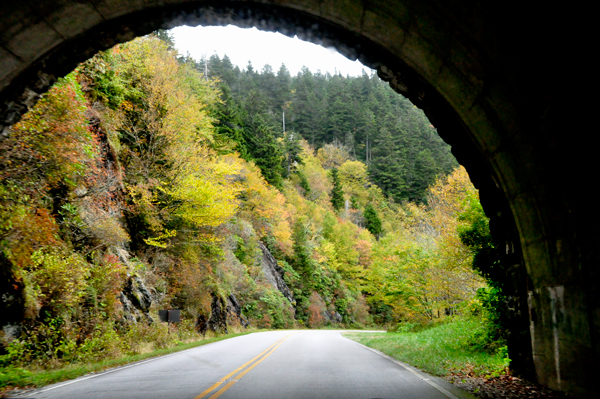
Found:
[467,287,507,353]
[25,248,90,315]
[1,316,73,366]
[307,292,327,328]
[258,290,295,329]
[77,322,124,362]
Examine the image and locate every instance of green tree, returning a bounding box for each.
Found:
[363,203,382,237]
[458,197,507,349]
[283,131,303,178]
[329,168,345,211]
[297,171,311,196]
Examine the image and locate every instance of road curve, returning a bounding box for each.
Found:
[15,330,470,399]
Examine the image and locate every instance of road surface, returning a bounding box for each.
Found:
[15,330,472,399]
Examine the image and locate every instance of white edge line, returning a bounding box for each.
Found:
[25,357,159,396]
[344,337,461,399]
[21,333,254,397]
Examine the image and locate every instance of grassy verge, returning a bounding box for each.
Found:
[0,331,253,394]
[343,317,509,378]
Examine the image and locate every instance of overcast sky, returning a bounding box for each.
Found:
[170,25,371,77]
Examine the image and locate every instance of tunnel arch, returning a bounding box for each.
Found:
[0,1,596,397]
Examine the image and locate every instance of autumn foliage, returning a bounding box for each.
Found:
[0,34,493,372]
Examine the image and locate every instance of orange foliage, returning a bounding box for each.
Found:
[307,292,327,328]
[355,239,373,267]
[0,75,93,193]
[6,207,60,269]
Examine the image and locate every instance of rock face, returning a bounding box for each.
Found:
[207,294,227,333]
[199,293,248,334]
[314,292,343,324]
[328,310,343,324]
[258,242,295,306]
[226,294,249,329]
[120,275,153,324]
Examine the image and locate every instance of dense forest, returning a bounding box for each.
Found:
[181,44,457,203]
[0,34,503,373]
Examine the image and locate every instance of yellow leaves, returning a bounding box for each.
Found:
[121,100,134,111]
[168,172,240,227]
[296,140,332,205]
[272,219,293,255]
[113,37,217,173]
[365,167,486,322]
[107,37,240,245]
[159,149,242,235]
[231,154,294,253]
[316,141,351,169]
[355,238,373,267]
[315,240,339,270]
[339,160,369,189]
[144,229,177,248]
[2,206,60,269]
[124,149,242,246]
[125,181,164,233]
[25,247,90,314]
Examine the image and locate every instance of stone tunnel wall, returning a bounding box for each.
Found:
[0,1,597,397]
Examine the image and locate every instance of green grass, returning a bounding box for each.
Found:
[343,317,509,377]
[0,331,252,394]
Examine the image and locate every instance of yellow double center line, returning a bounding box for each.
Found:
[194,333,295,399]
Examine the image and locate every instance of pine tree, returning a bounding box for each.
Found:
[283,131,303,177]
[298,171,311,196]
[153,29,175,50]
[363,203,382,237]
[201,56,457,202]
[330,168,344,211]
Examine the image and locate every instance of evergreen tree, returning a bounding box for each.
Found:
[275,64,292,111]
[282,131,303,178]
[297,171,311,196]
[369,126,406,201]
[245,122,284,188]
[363,203,382,237]
[330,168,345,211]
[201,54,457,202]
[209,84,249,157]
[153,29,175,50]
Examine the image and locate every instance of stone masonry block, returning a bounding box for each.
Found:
[29,0,104,39]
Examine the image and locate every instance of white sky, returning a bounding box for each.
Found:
[170,25,371,77]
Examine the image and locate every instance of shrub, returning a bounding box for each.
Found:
[25,248,89,315]
[307,292,327,328]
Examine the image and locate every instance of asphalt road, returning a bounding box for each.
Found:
[15,330,471,399]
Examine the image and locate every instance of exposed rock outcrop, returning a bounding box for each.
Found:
[202,293,249,334]
[119,275,153,324]
[258,242,295,306]
[124,276,152,311]
[329,310,343,324]
[226,294,249,329]
[0,253,25,345]
[207,294,228,333]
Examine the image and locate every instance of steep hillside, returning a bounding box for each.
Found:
[0,35,489,372]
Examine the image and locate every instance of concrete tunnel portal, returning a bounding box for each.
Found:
[0,1,596,397]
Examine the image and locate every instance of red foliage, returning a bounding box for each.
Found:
[307,291,327,328]
[8,208,60,269]
[0,75,93,199]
